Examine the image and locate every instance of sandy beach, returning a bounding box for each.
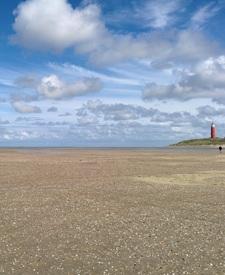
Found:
[1,148,225,274]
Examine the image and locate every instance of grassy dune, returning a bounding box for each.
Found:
[173,137,225,146]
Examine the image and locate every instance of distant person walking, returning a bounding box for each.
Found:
[219,146,223,153]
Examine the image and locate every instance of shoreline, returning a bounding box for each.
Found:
[171,144,225,148]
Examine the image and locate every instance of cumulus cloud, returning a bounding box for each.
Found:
[11,0,153,64]
[59,112,72,117]
[143,55,225,102]
[47,106,58,112]
[13,74,103,101]
[14,75,38,88]
[74,100,225,143]
[76,100,196,126]
[12,101,41,113]
[11,0,219,66]
[6,99,221,145]
[0,118,10,125]
[0,128,48,141]
[33,121,69,126]
[15,117,43,122]
[12,0,105,51]
[87,30,214,66]
[197,105,225,118]
[11,93,39,103]
[37,75,102,99]
[77,100,146,121]
[77,115,98,126]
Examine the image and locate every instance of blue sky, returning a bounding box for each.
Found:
[1,0,225,146]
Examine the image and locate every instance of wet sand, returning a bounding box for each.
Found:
[1,149,225,274]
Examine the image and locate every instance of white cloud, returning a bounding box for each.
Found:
[5,98,222,145]
[0,128,53,141]
[47,106,58,112]
[136,0,182,29]
[107,0,182,30]
[0,118,10,125]
[12,0,152,64]
[76,100,196,125]
[170,30,219,63]
[38,74,102,99]
[12,0,105,51]
[13,73,103,101]
[88,29,218,66]
[59,112,72,117]
[14,75,38,88]
[12,101,41,113]
[191,2,223,29]
[11,0,219,66]
[143,55,225,102]
[197,105,225,118]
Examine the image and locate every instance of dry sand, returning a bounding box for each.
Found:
[1,148,225,274]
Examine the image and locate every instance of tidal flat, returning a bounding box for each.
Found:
[1,149,225,274]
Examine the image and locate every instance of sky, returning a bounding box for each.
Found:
[1,0,225,147]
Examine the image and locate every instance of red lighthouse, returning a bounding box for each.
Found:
[211,122,216,140]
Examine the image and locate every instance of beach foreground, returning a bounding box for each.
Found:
[1,149,225,274]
